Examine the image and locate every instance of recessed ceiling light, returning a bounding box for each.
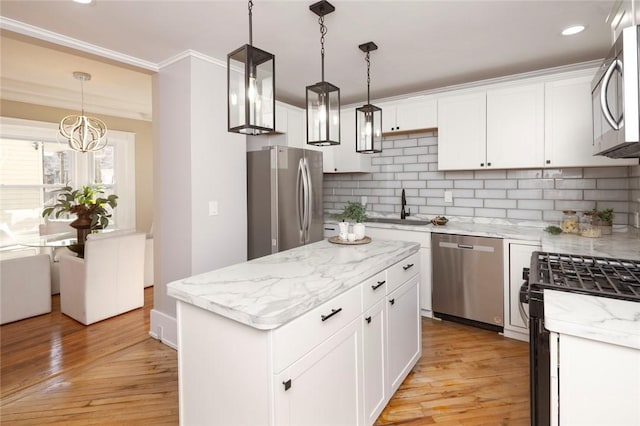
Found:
[562,25,585,36]
[73,0,93,4]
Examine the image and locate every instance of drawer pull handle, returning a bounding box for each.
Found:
[371,280,386,290]
[402,263,414,271]
[365,316,372,324]
[321,308,342,322]
[283,379,291,391]
[389,298,395,306]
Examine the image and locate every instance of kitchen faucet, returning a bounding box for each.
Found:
[401,189,410,219]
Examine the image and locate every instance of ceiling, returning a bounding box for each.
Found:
[0,0,617,121]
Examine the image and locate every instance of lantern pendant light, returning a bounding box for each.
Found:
[58,71,108,153]
[356,42,382,154]
[227,0,275,135]
[306,0,340,146]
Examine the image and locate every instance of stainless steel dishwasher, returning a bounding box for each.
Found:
[431,233,504,331]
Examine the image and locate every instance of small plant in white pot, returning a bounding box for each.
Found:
[334,201,368,240]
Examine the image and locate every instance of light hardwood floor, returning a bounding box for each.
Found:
[1,289,529,425]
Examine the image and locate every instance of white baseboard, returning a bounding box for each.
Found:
[502,328,529,342]
[149,309,178,350]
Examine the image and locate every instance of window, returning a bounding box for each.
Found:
[0,117,136,245]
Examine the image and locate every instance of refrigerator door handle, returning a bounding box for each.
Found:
[296,159,305,243]
[303,158,313,242]
[301,158,310,242]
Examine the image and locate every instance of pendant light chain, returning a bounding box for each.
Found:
[365,50,371,104]
[319,15,327,82]
[248,0,253,46]
[80,78,85,115]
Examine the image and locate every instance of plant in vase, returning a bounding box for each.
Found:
[334,201,368,240]
[42,185,118,256]
[590,208,614,235]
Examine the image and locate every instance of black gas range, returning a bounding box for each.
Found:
[520,251,640,426]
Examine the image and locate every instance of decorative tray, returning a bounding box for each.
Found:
[328,236,372,245]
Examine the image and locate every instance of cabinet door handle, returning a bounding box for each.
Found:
[371,280,386,290]
[402,263,414,271]
[480,163,484,167]
[283,379,291,391]
[389,298,395,306]
[546,160,551,164]
[487,162,492,167]
[365,316,372,324]
[324,226,336,231]
[321,308,342,322]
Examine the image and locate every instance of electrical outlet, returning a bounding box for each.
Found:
[209,201,218,216]
[444,191,453,203]
[361,196,367,206]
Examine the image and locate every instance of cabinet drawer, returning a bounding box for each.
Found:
[387,252,420,294]
[362,271,387,311]
[272,284,362,373]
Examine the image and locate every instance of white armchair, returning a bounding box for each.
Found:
[39,217,74,295]
[1,254,52,324]
[59,230,145,325]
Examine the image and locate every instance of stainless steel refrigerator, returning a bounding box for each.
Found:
[247,146,323,260]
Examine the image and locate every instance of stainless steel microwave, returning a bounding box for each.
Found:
[591,25,640,158]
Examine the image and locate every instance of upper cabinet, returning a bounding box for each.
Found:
[437,92,487,170]
[438,69,637,171]
[323,108,372,173]
[380,97,437,134]
[247,101,305,151]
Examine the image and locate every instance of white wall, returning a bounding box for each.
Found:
[151,53,247,347]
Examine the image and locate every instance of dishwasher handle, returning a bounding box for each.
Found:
[457,243,474,250]
[438,241,495,253]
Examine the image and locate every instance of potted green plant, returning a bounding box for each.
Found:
[590,208,614,235]
[42,185,118,255]
[334,202,368,240]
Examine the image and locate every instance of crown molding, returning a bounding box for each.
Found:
[157,49,227,70]
[1,77,152,121]
[0,16,158,72]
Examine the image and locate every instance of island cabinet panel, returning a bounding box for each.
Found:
[386,275,421,394]
[363,299,387,425]
[274,318,364,426]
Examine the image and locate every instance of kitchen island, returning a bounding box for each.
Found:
[168,238,421,426]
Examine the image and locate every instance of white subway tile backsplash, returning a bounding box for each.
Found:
[584,189,629,201]
[518,179,554,189]
[555,179,596,189]
[583,167,628,179]
[485,179,517,189]
[476,189,507,199]
[324,133,635,225]
[543,168,583,178]
[596,178,629,190]
[454,180,484,189]
[473,170,507,179]
[543,189,582,200]
[485,199,517,209]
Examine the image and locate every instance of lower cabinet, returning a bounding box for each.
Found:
[386,276,421,394]
[275,317,364,426]
[176,251,421,426]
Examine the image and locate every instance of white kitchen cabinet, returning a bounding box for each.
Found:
[380,97,438,134]
[362,299,387,425]
[486,82,545,169]
[544,74,637,168]
[550,332,640,426]
[365,225,433,317]
[386,275,421,394]
[437,91,487,170]
[503,239,540,341]
[323,109,372,173]
[275,317,364,426]
[247,101,305,151]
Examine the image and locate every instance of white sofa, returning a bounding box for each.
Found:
[1,254,52,324]
[60,230,145,325]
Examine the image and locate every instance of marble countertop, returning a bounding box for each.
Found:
[326,215,640,260]
[544,290,640,350]
[167,239,420,330]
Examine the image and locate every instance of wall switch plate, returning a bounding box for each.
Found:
[444,191,453,203]
[361,196,367,206]
[208,201,218,216]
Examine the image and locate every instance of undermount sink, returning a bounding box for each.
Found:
[365,218,432,226]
